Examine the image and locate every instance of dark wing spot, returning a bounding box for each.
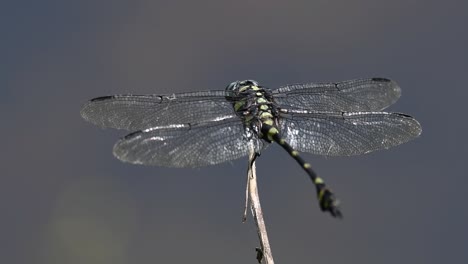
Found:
[371,77,391,82]
[90,96,115,102]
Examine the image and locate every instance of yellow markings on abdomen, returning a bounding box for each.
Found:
[291,150,299,157]
[268,126,278,135]
[303,163,311,169]
[314,177,324,185]
[318,188,326,201]
[263,119,274,125]
[260,112,273,119]
[266,126,278,141]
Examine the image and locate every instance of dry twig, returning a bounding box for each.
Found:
[243,144,274,264]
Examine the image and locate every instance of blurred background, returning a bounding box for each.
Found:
[2,0,467,263]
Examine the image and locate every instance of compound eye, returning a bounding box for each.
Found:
[240,80,259,87]
[225,81,240,91]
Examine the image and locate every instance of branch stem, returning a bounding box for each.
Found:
[245,145,274,264]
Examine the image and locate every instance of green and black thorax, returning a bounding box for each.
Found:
[225,80,280,142]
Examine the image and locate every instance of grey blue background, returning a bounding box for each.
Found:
[2,0,467,263]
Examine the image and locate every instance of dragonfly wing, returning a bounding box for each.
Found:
[273,78,401,112]
[113,116,267,168]
[81,91,236,130]
[278,109,421,156]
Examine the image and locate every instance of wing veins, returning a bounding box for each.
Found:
[273,78,402,112]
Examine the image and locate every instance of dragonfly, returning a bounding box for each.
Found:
[80,78,422,218]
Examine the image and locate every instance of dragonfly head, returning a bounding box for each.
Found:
[226,80,260,93]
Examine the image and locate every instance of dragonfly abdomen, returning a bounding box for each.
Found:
[261,123,342,218]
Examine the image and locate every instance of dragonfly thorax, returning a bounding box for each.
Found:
[226,80,279,142]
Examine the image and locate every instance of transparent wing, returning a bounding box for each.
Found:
[278,109,421,156]
[81,90,237,130]
[113,116,267,168]
[273,78,401,112]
